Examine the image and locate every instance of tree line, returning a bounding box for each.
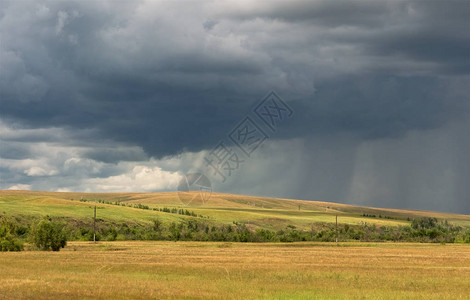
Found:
[1,214,470,251]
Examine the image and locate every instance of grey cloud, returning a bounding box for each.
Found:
[220,0,469,75]
[0,0,468,213]
[219,117,469,214]
[83,147,148,164]
[219,0,388,27]
[0,143,31,160]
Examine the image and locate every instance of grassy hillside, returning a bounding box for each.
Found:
[2,190,470,231]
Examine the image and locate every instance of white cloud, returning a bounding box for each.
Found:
[86,166,182,192]
[63,157,102,175]
[8,184,31,190]
[0,122,189,193]
[24,166,58,176]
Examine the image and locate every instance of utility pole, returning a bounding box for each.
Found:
[93,205,96,243]
[335,215,338,245]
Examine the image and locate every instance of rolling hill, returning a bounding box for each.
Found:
[1,190,469,231]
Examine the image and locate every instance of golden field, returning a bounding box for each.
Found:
[1,241,469,299]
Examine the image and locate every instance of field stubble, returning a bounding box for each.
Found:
[0,241,469,299]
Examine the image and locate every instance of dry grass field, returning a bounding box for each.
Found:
[1,241,469,299]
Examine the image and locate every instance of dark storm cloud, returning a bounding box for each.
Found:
[222,0,470,74]
[1,0,468,158]
[289,75,469,140]
[83,147,148,164]
[221,0,389,27]
[1,0,469,212]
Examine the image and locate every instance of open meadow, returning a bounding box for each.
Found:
[1,241,469,299]
[1,191,470,299]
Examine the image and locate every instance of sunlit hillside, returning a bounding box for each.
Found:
[2,190,469,231]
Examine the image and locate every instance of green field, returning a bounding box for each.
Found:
[2,190,470,231]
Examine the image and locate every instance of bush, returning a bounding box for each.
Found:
[0,235,23,251]
[30,219,67,251]
[0,216,24,251]
[0,227,23,251]
[464,229,470,243]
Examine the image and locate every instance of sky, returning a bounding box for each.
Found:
[1,0,469,213]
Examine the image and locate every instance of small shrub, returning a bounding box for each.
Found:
[30,219,67,251]
[0,236,23,251]
[0,228,23,251]
[0,216,24,251]
[464,229,470,243]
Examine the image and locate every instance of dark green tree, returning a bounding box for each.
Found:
[30,219,67,251]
